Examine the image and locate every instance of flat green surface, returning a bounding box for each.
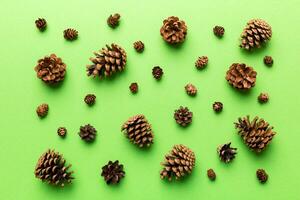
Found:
[1,0,300,199]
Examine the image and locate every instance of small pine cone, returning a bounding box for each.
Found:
[36,104,49,118]
[240,19,272,51]
[34,149,74,186]
[217,142,237,163]
[174,106,193,127]
[34,54,66,85]
[235,116,276,153]
[87,43,127,79]
[160,16,187,44]
[63,28,78,41]
[213,102,223,112]
[258,93,269,103]
[101,160,125,184]
[35,18,47,31]
[213,26,224,37]
[256,169,268,183]
[107,13,120,28]
[121,114,154,148]
[207,169,216,181]
[57,127,67,137]
[84,94,96,105]
[133,41,144,53]
[160,144,195,181]
[152,66,163,80]
[195,56,208,69]
[129,82,138,94]
[78,124,97,142]
[225,63,257,90]
[264,56,273,66]
[185,83,197,96]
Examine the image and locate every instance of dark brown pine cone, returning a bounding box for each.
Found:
[195,56,208,69]
[256,169,268,183]
[78,124,97,142]
[86,43,127,79]
[235,116,276,153]
[225,63,257,90]
[107,13,120,28]
[160,144,195,181]
[152,66,163,80]
[207,169,216,181]
[101,160,125,184]
[213,102,223,112]
[213,26,225,37]
[84,94,96,105]
[174,106,193,127]
[34,54,66,85]
[160,16,187,44]
[217,142,237,163]
[63,28,78,41]
[185,83,197,96]
[36,104,49,118]
[240,19,272,51]
[258,93,269,103]
[35,18,47,31]
[121,114,154,148]
[133,41,144,53]
[129,82,138,94]
[264,56,273,66]
[57,127,67,137]
[34,149,74,186]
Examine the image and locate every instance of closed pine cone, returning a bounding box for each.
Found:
[63,28,78,41]
[133,41,144,52]
[160,144,195,181]
[240,19,272,51]
[34,149,74,186]
[35,18,47,31]
[185,83,197,96]
[107,13,120,28]
[195,56,208,69]
[86,44,127,79]
[174,106,193,127]
[121,114,154,148]
[213,26,225,37]
[84,94,96,105]
[78,124,97,142]
[101,160,125,184]
[235,116,276,153]
[256,169,268,183]
[160,16,187,44]
[36,103,49,118]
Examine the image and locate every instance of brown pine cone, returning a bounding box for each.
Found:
[35,18,47,31]
[152,66,163,80]
[107,13,120,28]
[160,16,187,44]
[174,106,193,127]
[240,19,272,51]
[256,169,268,183]
[121,114,154,148]
[235,116,276,153]
[195,56,208,69]
[129,82,138,94]
[101,160,125,184]
[34,149,74,186]
[258,93,269,103]
[57,127,67,137]
[217,142,237,163]
[86,43,127,79]
[133,41,144,53]
[213,102,223,112]
[63,28,78,41]
[34,54,66,85]
[264,56,273,66]
[78,124,97,142]
[84,94,96,105]
[213,26,225,37]
[36,104,49,118]
[207,169,216,181]
[160,144,195,181]
[225,63,257,90]
[185,83,197,96]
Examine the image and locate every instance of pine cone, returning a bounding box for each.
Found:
[225,63,257,90]
[213,26,224,37]
[63,28,78,41]
[129,82,138,94]
[160,16,187,44]
[264,56,273,66]
[107,13,120,28]
[240,19,272,51]
[86,44,127,79]
[101,160,125,184]
[57,127,67,137]
[133,41,144,53]
[35,18,47,31]
[185,83,197,96]
[207,168,216,181]
[84,94,96,105]
[256,169,268,183]
[195,56,208,69]
[235,116,276,153]
[152,66,163,80]
[34,54,66,85]
[217,143,237,163]
[213,102,223,112]
[36,104,49,118]
[174,106,193,127]
[34,149,74,186]
[121,114,154,148]
[160,144,195,181]
[78,124,97,142]
[258,93,269,103]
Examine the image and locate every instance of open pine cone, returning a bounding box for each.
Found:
[63,28,78,41]
[235,116,276,153]
[217,143,237,163]
[34,149,74,186]
[107,13,120,28]
[160,144,195,181]
[174,106,193,127]
[121,114,154,148]
[86,44,127,79]
[160,16,187,44]
[101,160,125,184]
[78,124,97,142]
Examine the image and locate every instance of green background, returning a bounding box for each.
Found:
[1,0,299,199]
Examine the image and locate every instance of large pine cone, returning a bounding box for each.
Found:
[160,144,195,181]
[225,63,257,90]
[160,16,187,44]
[240,19,272,51]
[34,54,66,85]
[121,114,154,148]
[235,116,276,153]
[86,44,127,79]
[101,160,125,184]
[34,149,74,186]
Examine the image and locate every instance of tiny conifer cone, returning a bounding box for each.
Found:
[63,28,78,41]
[174,106,193,127]
[258,93,269,103]
[78,124,97,142]
[129,82,138,93]
[57,127,67,137]
[213,26,224,37]
[86,44,127,79]
[240,19,272,51]
[84,94,96,105]
[34,149,74,186]
[185,83,197,96]
[256,169,268,183]
[225,63,257,90]
[101,160,125,184]
[160,144,195,181]
[133,41,144,52]
[160,16,187,44]
[207,169,216,181]
[121,114,154,148]
[107,13,120,28]
[152,66,163,80]
[35,18,47,31]
[264,56,273,66]
[235,116,276,153]
[195,56,208,69]
[217,143,237,163]
[36,104,49,118]
[213,102,223,112]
